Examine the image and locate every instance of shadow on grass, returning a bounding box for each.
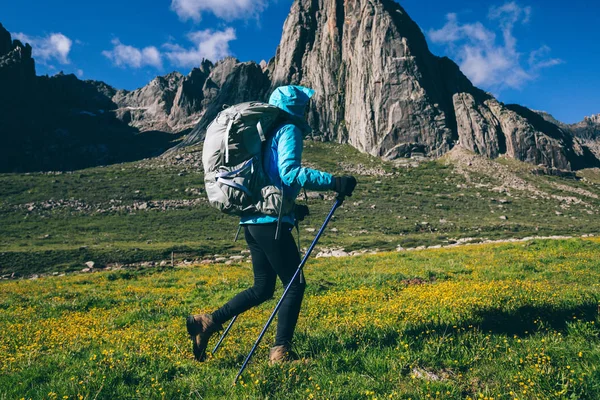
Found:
[301,301,599,359]
[401,301,599,340]
[475,302,598,335]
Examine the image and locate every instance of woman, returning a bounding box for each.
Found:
[187,86,357,363]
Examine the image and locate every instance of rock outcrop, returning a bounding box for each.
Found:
[264,0,599,170]
[270,0,455,158]
[0,23,36,105]
[539,112,600,140]
[109,57,270,134]
[175,59,272,148]
[454,93,598,169]
[574,115,600,161]
[2,0,600,173]
[537,112,600,162]
[112,60,213,132]
[0,24,179,172]
[569,114,600,141]
[0,23,12,55]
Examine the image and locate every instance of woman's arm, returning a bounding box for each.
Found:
[276,125,333,191]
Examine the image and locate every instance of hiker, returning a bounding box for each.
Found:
[187,85,357,363]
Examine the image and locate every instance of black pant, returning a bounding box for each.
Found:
[211,223,305,346]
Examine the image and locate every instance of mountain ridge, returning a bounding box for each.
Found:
[260,0,599,170]
[1,0,599,172]
[0,23,180,172]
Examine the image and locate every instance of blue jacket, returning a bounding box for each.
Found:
[241,86,334,225]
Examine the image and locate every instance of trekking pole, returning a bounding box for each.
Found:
[234,196,345,385]
[212,315,238,354]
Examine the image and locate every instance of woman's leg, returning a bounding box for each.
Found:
[245,224,305,347]
[210,225,277,324]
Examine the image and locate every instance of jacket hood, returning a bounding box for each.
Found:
[269,85,315,117]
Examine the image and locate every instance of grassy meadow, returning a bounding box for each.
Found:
[1,238,600,399]
[2,141,600,398]
[1,141,600,276]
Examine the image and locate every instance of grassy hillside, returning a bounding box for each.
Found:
[1,239,599,399]
[1,141,600,276]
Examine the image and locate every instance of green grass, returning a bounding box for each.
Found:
[1,141,600,276]
[1,238,600,399]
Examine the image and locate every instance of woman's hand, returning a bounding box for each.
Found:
[332,176,357,197]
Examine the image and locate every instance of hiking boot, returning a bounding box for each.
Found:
[186,313,222,362]
[269,345,299,365]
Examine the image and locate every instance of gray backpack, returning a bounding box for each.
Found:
[202,102,296,218]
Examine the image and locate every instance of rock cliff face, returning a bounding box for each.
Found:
[0,24,179,172]
[574,115,600,161]
[0,21,270,171]
[176,59,272,148]
[270,0,455,158]
[569,114,600,141]
[453,93,597,169]
[538,112,600,162]
[112,60,213,132]
[109,57,269,134]
[267,0,599,170]
[0,23,35,105]
[2,0,600,172]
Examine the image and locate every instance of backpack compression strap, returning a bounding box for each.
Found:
[224,119,234,164]
[256,121,266,142]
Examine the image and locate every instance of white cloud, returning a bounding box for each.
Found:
[489,2,532,27]
[12,32,73,64]
[102,39,163,69]
[142,47,162,69]
[528,45,563,70]
[428,13,495,46]
[76,69,84,77]
[164,28,236,67]
[170,0,267,22]
[102,29,236,70]
[428,2,562,91]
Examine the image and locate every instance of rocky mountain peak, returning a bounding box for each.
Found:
[1,1,599,171]
[0,23,12,56]
[572,113,600,143]
[174,59,272,149]
[271,0,458,156]
[0,23,36,105]
[110,56,269,134]
[157,71,184,85]
[585,114,600,124]
[0,23,34,72]
[206,57,240,86]
[195,59,213,75]
[266,0,599,170]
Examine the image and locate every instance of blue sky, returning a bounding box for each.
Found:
[2,0,598,123]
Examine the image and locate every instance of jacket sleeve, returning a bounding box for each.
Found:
[277,124,333,191]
